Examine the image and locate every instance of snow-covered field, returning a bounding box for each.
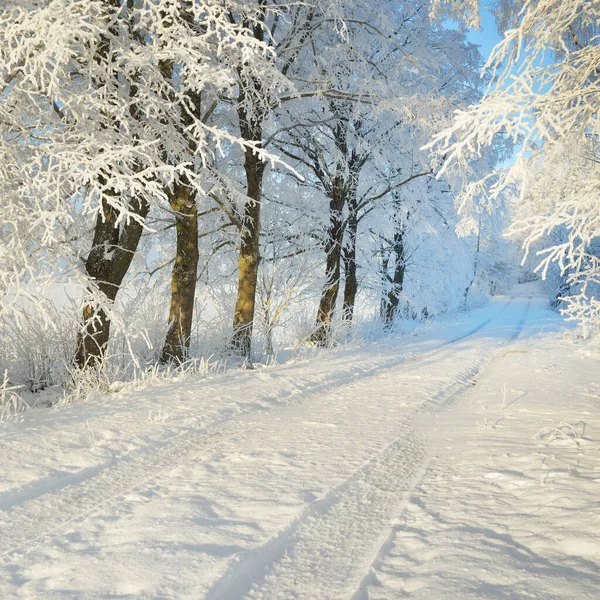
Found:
[1,284,598,599]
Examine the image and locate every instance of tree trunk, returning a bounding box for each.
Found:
[75,1,144,369]
[228,12,268,358]
[312,107,366,338]
[464,218,481,308]
[75,194,149,368]
[312,176,345,345]
[383,228,406,326]
[342,206,358,321]
[379,248,390,320]
[161,181,199,363]
[231,146,266,357]
[230,35,267,358]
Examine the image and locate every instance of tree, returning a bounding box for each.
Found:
[271,0,485,341]
[225,0,363,356]
[0,0,163,368]
[0,0,519,390]
[0,0,277,367]
[153,2,273,363]
[380,196,409,325]
[278,100,369,344]
[430,0,600,335]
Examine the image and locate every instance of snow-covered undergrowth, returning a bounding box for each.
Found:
[0,289,528,493]
[0,287,455,419]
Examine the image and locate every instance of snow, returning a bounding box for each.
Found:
[1,284,599,599]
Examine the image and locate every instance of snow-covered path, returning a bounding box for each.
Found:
[1,286,599,599]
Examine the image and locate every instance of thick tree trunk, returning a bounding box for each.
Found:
[161,182,199,363]
[383,228,406,326]
[231,147,266,357]
[342,208,358,321]
[230,42,266,357]
[227,12,269,358]
[75,194,149,368]
[75,1,142,369]
[312,177,345,345]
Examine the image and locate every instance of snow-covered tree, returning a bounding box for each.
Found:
[0,0,518,388]
[267,0,490,342]
[0,0,276,366]
[430,0,600,335]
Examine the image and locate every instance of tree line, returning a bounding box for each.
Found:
[1,0,507,383]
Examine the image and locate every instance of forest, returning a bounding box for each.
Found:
[2,2,600,599]
[0,0,598,397]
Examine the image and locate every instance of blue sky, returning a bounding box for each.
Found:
[467,6,502,64]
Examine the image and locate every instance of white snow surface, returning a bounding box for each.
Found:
[1,283,599,599]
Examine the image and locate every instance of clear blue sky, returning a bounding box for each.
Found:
[467,6,501,64]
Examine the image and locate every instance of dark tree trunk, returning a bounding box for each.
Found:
[75,194,149,368]
[161,181,199,363]
[342,203,358,321]
[310,110,367,343]
[75,0,146,369]
[383,228,406,326]
[231,147,266,356]
[312,176,345,345]
[379,249,390,320]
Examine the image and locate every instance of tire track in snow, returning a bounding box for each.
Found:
[203,364,495,600]
[0,297,519,570]
[350,297,533,600]
[0,299,513,514]
[204,425,428,600]
[202,298,533,600]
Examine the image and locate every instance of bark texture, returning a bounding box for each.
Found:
[157,32,203,363]
[382,227,407,326]
[230,19,267,357]
[75,0,147,369]
[231,146,265,356]
[161,182,199,363]
[312,176,345,345]
[75,194,149,368]
[311,108,367,343]
[342,189,359,321]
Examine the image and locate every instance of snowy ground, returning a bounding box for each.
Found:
[1,283,599,599]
